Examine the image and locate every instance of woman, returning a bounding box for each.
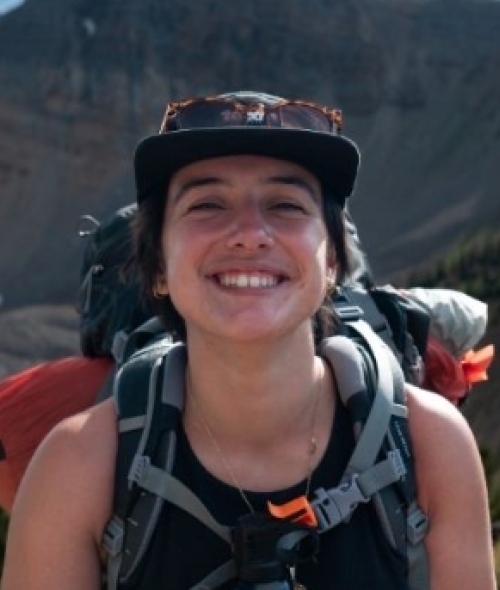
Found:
[1,91,495,590]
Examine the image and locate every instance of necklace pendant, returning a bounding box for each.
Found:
[309,435,317,456]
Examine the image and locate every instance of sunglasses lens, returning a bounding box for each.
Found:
[177,101,245,129]
[270,105,332,132]
[165,100,338,134]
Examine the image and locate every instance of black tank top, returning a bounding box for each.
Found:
[122,396,408,590]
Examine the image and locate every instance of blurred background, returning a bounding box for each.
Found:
[0,0,499,577]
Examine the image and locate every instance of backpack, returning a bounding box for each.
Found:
[71,204,492,589]
[332,283,493,404]
[77,204,154,359]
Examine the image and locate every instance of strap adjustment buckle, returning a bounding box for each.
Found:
[407,506,429,545]
[312,474,370,532]
[335,305,364,322]
[102,515,124,557]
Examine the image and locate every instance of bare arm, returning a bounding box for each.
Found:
[408,386,496,590]
[1,399,117,590]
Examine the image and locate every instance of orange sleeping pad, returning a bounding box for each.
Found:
[0,356,114,512]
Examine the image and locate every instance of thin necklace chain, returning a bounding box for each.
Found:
[189,375,322,514]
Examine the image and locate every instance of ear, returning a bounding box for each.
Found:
[325,245,337,294]
[327,244,337,271]
[154,275,169,297]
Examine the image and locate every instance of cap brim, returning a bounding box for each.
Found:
[134,127,360,206]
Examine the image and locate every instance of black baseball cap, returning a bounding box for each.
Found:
[134,91,360,208]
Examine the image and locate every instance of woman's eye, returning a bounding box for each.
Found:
[271,201,307,213]
[188,201,224,212]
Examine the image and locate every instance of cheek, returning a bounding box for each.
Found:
[163,224,203,288]
[163,238,181,284]
[315,237,334,291]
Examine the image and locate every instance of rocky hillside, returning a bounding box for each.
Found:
[0,0,500,309]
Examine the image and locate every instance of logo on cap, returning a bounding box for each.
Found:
[246,110,265,125]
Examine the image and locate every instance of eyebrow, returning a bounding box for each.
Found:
[171,177,228,204]
[264,175,320,203]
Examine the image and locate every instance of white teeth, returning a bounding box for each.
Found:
[218,273,279,288]
[237,275,248,288]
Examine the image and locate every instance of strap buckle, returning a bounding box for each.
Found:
[312,474,370,532]
[102,515,124,557]
[407,506,429,545]
[335,305,364,321]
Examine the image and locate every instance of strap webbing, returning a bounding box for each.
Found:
[190,560,237,590]
[130,456,231,543]
[335,286,399,358]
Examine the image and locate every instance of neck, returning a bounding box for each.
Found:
[184,326,321,446]
[182,327,336,493]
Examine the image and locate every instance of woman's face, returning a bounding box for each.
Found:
[156,155,335,345]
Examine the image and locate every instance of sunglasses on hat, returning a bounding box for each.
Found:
[160,96,343,135]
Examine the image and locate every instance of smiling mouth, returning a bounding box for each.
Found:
[213,272,287,288]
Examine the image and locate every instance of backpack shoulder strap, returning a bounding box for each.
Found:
[111,316,167,365]
[102,338,235,590]
[317,322,430,590]
[103,337,185,588]
[333,284,429,385]
[333,284,396,350]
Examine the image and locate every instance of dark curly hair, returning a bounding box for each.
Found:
[133,187,352,345]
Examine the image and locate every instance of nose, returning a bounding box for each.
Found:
[226,202,274,251]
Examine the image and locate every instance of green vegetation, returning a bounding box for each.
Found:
[484,449,500,585]
[482,448,500,523]
[408,224,500,324]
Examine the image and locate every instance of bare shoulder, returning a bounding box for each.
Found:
[20,397,117,529]
[36,395,117,465]
[406,385,478,455]
[405,385,496,589]
[2,398,118,589]
[406,385,484,511]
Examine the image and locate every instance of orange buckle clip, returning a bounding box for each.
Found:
[267,495,318,528]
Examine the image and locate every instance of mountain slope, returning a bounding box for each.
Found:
[0,0,500,308]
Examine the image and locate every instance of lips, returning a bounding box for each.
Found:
[214,272,285,288]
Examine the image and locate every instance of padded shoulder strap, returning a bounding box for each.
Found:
[112,316,167,365]
[314,332,407,534]
[318,324,430,590]
[103,339,185,589]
